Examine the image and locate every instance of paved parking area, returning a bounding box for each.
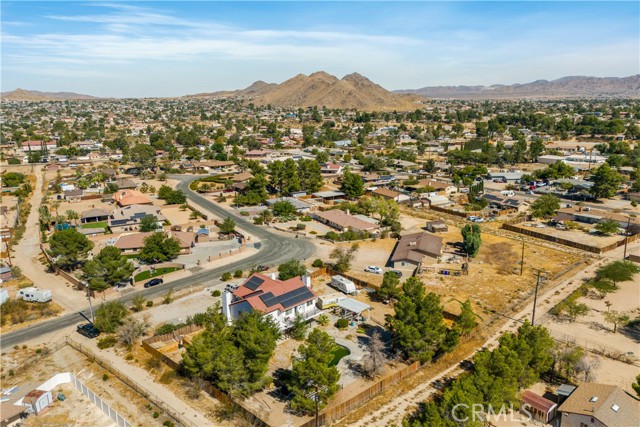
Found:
[178,239,242,268]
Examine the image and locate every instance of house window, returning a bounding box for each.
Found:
[307,301,313,307]
[286,309,293,316]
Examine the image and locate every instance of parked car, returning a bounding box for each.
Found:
[77,323,100,339]
[143,278,164,288]
[364,266,383,274]
[224,283,239,293]
[389,270,403,277]
[256,265,269,272]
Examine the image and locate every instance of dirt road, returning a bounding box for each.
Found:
[12,166,86,312]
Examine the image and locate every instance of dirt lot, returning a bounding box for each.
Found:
[519,221,623,248]
[22,383,115,427]
[311,238,398,287]
[1,344,173,427]
[540,277,640,357]
[415,227,584,316]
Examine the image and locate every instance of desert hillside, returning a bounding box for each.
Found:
[2,88,100,101]
[396,75,640,99]
[252,71,421,111]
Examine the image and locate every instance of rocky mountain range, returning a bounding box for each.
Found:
[187,71,422,111]
[1,88,100,101]
[395,75,640,99]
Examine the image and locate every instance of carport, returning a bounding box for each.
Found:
[336,298,371,322]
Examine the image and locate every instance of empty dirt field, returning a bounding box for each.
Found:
[416,230,585,316]
[1,344,180,427]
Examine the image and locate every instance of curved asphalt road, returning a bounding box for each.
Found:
[0,175,316,348]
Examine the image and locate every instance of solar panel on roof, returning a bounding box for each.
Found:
[245,276,265,291]
[258,292,279,308]
[278,287,314,309]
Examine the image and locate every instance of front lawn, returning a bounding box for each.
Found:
[134,267,181,282]
[329,345,351,367]
[80,221,108,230]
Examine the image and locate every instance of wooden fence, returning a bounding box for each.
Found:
[40,244,85,288]
[501,223,640,254]
[299,361,421,427]
[429,204,481,218]
[140,325,264,424]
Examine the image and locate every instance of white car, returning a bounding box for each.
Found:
[364,266,383,274]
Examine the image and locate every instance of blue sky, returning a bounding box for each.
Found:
[2,1,638,97]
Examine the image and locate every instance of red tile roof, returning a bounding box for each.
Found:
[231,273,317,315]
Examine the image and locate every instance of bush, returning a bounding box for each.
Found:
[300,215,312,222]
[211,289,221,297]
[163,421,175,427]
[153,412,160,419]
[234,270,243,278]
[240,211,250,216]
[253,217,264,225]
[317,314,330,326]
[155,324,178,336]
[221,272,232,281]
[102,374,109,381]
[146,300,154,307]
[97,335,117,349]
[296,223,306,230]
[336,318,349,330]
[312,259,323,268]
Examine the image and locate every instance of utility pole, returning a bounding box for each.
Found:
[520,239,525,276]
[623,216,631,260]
[531,269,546,325]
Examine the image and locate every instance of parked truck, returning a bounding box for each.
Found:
[17,287,52,303]
[330,275,357,295]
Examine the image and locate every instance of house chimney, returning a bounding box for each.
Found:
[346,209,350,215]
[302,275,311,288]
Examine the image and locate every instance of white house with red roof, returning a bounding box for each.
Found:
[222,273,320,330]
[320,162,343,174]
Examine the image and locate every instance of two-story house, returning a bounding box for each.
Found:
[222,273,320,330]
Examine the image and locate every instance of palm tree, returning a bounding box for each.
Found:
[66,210,80,226]
[39,206,52,231]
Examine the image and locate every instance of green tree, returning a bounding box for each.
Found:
[341,169,365,198]
[595,219,621,235]
[632,374,640,398]
[604,310,629,333]
[181,305,279,397]
[528,137,546,162]
[219,216,236,234]
[48,228,94,271]
[65,209,79,225]
[129,143,156,168]
[530,194,561,219]
[590,163,623,199]
[461,224,482,258]
[138,232,181,263]
[298,159,323,193]
[386,277,446,362]
[272,200,296,217]
[157,185,173,200]
[82,246,134,296]
[278,259,308,280]
[564,300,589,322]
[235,175,268,206]
[454,300,476,335]
[596,260,640,285]
[94,301,129,333]
[288,329,341,415]
[164,189,187,205]
[329,243,359,273]
[139,215,159,232]
[377,271,400,302]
